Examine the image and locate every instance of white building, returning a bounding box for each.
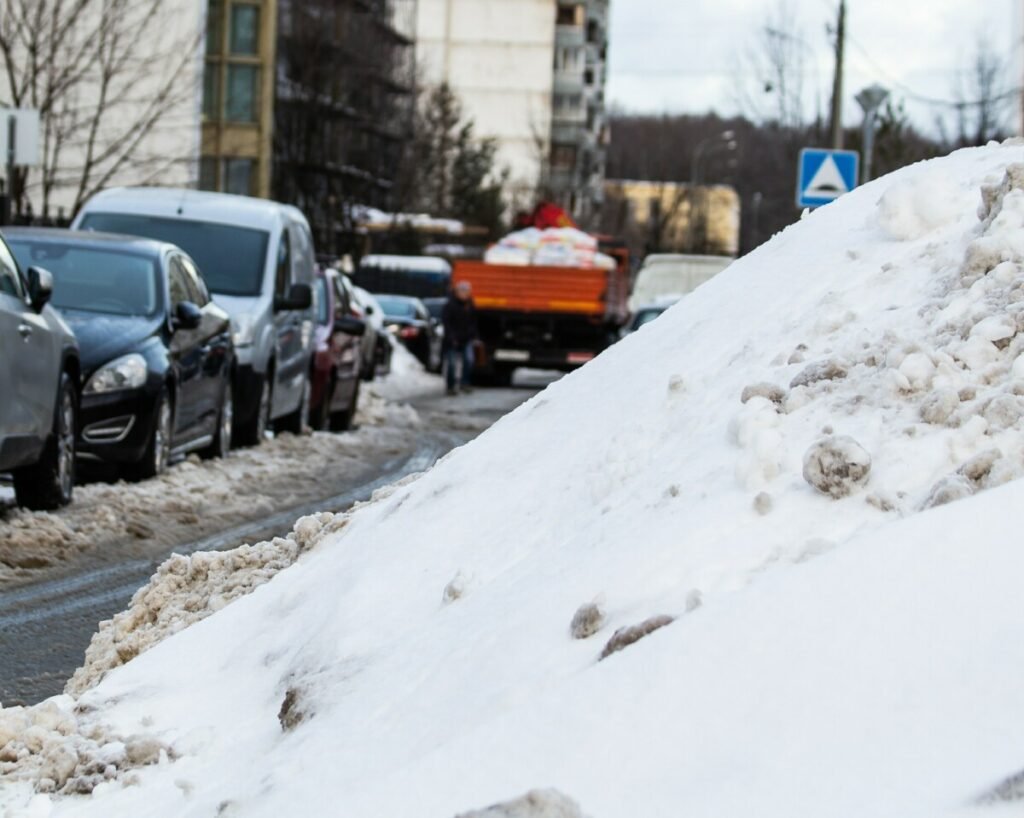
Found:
[416,0,558,207]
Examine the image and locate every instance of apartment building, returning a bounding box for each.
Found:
[549,0,609,225]
[416,0,610,223]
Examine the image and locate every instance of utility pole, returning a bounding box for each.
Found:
[829,0,846,149]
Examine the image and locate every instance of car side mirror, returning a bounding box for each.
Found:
[334,315,366,336]
[27,266,53,312]
[365,305,375,315]
[274,282,312,312]
[173,300,203,331]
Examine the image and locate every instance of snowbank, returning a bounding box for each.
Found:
[6,144,1024,816]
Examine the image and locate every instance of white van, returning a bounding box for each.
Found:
[629,254,733,311]
[73,188,316,446]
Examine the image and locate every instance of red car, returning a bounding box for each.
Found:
[310,268,366,431]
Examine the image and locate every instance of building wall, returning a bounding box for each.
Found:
[602,180,741,259]
[1,0,206,219]
[416,0,557,205]
[200,0,278,198]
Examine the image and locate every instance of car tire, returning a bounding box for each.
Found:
[310,376,332,431]
[201,381,233,460]
[13,372,77,511]
[276,375,310,435]
[235,374,272,448]
[127,388,172,481]
[329,379,360,432]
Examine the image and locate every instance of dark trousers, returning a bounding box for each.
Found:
[445,344,474,389]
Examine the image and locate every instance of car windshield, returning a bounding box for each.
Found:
[78,213,269,297]
[8,239,160,317]
[375,295,418,318]
[423,298,446,320]
[633,307,667,329]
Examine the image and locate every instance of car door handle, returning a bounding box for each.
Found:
[17,323,32,339]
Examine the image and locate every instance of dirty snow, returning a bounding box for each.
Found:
[0,383,423,587]
[7,145,1024,816]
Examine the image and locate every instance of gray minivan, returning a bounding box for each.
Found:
[73,189,316,445]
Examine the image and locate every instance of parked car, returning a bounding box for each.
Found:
[72,188,315,445]
[331,270,377,382]
[375,294,442,371]
[622,297,680,336]
[629,254,732,311]
[310,268,366,431]
[7,228,234,480]
[0,231,79,509]
[353,285,392,377]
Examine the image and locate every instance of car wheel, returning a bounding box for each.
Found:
[310,377,332,431]
[201,381,233,460]
[127,389,172,481]
[13,372,77,511]
[329,379,360,432]
[235,375,272,448]
[276,375,310,435]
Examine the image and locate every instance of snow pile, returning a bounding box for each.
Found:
[361,339,440,406]
[0,389,422,586]
[8,145,1024,816]
[0,696,170,798]
[64,512,346,696]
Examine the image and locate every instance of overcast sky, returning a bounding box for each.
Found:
[607,0,1021,135]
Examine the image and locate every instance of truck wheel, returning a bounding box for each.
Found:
[235,375,272,448]
[13,373,77,510]
[329,379,360,432]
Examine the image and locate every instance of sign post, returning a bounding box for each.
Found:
[0,108,41,224]
[796,148,860,210]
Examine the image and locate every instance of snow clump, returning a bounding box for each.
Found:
[455,790,588,818]
[802,436,872,498]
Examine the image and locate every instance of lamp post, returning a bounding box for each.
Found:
[855,84,889,185]
[689,130,737,253]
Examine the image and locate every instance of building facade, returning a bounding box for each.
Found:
[415,0,557,209]
[415,0,610,224]
[200,0,278,199]
[547,0,608,226]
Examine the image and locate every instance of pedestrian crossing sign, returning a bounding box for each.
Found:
[797,148,860,208]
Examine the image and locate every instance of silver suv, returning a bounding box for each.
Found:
[0,232,80,509]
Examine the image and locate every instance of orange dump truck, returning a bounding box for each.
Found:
[452,242,629,382]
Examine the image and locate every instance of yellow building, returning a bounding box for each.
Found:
[200,0,277,198]
[602,179,740,258]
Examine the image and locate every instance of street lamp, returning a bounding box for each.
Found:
[689,130,739,252]
[855,83,889,184]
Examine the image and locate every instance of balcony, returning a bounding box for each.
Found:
[555,24,585,48]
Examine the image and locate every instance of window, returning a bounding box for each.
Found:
[314,277,329,325]
[224,158,253,195]
[179,256,210,307]
[168,257,191,306]
[0,237,24,299]
[556,4,582,25]
[9,240,159,317]
[203,63,221,119]
[230,4,259,54]
[199,157,219,191]
[225,64,259,122]
[275,231,291,298]
[552,144,577,170]
[205,0,223,55]
[79,213,270,297]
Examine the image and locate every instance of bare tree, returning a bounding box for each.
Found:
[0,0,199,217]
[734,0,812,129]
[948,34,1012,147]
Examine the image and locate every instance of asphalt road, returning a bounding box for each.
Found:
[0,377,552,706]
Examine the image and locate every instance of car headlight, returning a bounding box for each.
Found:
[84,353,148,394]
[232,314,256,348]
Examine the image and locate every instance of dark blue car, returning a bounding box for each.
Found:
[7,228,234,480]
